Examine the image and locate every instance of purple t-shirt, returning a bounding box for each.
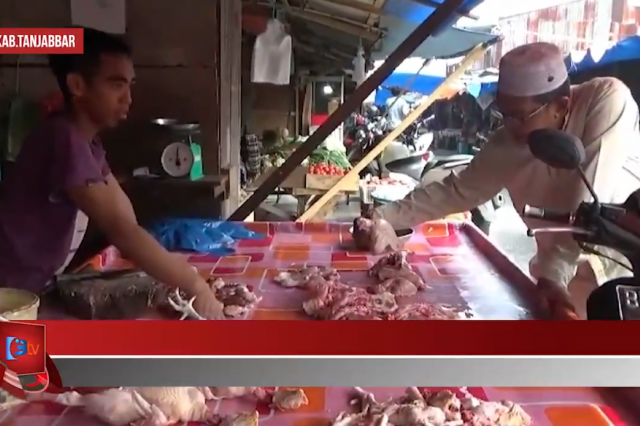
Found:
[0,114,111,293]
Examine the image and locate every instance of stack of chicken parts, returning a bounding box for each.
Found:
[273,251,459,320]
[13,386,531,426]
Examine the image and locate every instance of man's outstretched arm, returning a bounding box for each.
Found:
[375,132,517,229]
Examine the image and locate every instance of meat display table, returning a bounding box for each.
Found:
[44,220,543,320]
[4,386,639,426]
[11,221,640,425]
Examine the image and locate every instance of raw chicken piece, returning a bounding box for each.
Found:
[123,387,217,424]
[208,278,262,318]
[302,279,398,320]
[210,387,268,400]
[274,266,338,288]
[271,388,309,411]
[427,390,462,422]
[353,217,402,254]
[369,251,427,293]
[220,410,259,426]
[370,277,419,297]
[459,393,531,426]
[27,387,216,426]
[392,303,459,320]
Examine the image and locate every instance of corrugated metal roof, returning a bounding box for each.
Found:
[244,0,498,69]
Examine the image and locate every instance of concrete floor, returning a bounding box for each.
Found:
[259,192,536,272]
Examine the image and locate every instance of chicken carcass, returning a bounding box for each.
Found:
[271,388,309,411]
[353,217,402,254]
[274,266,339,288]
[369,251,428,295]
[27,387,217,426]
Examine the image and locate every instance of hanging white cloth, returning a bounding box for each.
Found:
[251,19,292,85]
[352,46,366,86]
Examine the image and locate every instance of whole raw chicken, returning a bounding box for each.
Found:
[352,217,402,254]
[28,387,217,425]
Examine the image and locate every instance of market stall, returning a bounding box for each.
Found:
[296,42,490,222]
[246,136,356,221]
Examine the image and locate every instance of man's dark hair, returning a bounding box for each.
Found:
[531,77,571,105]
[48,27,131,102]
[389,86,403,97]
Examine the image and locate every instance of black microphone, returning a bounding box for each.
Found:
[586,277,640,320]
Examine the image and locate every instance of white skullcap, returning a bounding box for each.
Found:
[498,42,568,97]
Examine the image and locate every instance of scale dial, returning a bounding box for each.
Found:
[160,142,194,177]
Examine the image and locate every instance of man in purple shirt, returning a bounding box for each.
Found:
[0,28,224,319]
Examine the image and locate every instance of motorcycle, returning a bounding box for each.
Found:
[347,110,434,178]
[383,136,506,234]
[522,128,640,320]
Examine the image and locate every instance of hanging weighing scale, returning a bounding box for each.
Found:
[152,118,204,180]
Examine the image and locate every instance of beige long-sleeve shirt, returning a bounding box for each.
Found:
[377,77,640,288]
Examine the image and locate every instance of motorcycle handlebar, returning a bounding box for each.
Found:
[522,205,574,224]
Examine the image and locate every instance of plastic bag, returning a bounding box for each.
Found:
[251,19,292,85]
[147,219,265,256]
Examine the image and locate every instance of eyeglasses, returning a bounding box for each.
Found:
[492,104,548,125]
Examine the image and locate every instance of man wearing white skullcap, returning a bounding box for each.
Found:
[357,42,640,318]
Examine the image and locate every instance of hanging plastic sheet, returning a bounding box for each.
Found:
[147,219,266,256]
[352,46,366,86]
[251,18,292,85]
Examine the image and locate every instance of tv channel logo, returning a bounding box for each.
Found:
[0,322,45,376]
[6,336,40,360]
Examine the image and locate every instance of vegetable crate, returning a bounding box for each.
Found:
[305,172,358,191]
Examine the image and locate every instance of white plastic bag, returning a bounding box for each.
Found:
[251,19,292,85]
[352,47,366,86]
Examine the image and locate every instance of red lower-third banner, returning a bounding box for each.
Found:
[26,321,640,355]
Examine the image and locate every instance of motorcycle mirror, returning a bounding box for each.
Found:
[527,128,586,170]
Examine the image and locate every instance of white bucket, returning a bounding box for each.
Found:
[0,288,40,320]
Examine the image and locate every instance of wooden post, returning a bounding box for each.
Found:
[218,0,242,217]
[296,43,490,223]
[228,0,469,221]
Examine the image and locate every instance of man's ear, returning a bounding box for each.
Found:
[65,73,87,98]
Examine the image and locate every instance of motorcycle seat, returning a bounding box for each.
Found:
[433,154,474,164]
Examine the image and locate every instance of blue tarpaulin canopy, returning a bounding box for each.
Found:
[374,73,445,105]
[566,36,640,72]
[373,0,500,61]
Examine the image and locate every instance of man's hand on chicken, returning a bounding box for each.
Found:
[168,287,226,320]
[193,287,226,319]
